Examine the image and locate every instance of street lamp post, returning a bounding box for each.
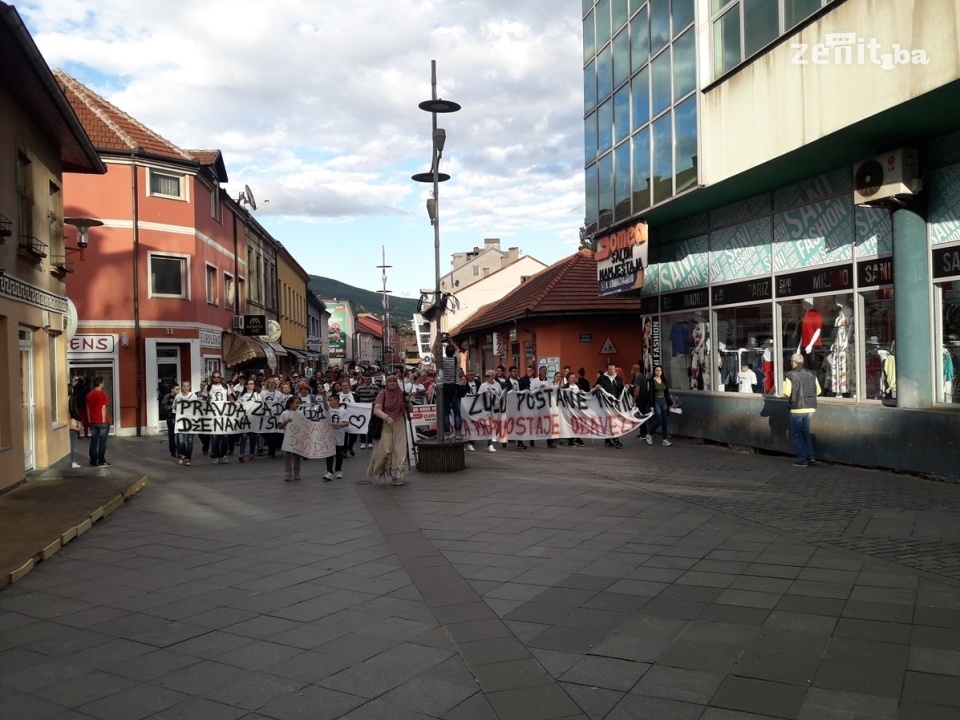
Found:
[412,60,460,443]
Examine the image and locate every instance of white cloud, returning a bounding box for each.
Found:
[20,0,587,295]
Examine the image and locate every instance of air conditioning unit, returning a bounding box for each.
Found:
[853,148,921,205]
[231,315,245,331]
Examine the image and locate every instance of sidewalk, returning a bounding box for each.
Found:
[1,434,959,719]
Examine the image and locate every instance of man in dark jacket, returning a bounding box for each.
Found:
[783,353,821,467]
[595,363,625,448]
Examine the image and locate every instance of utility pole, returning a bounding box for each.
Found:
[377,246,391,370]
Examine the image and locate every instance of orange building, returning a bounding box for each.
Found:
[450,249,645,378]
[57,72,245,435]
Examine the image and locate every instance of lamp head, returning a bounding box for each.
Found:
[426,198,437,223]
[433,128,446,154]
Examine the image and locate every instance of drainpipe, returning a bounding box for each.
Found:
[132,164,142,435]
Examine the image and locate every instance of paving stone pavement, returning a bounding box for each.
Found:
[1,435,959,720]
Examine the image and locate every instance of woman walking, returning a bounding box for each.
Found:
[646,364,674,446]
[236,378,261,462]
[367,375,411,486]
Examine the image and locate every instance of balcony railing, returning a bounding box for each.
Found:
[0,214,11,238]
[18,235,47,260]
[51,254,74,275]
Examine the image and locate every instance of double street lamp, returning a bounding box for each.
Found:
[412,60,460,441]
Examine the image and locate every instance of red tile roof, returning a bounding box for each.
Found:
[357,315,384,338]
[53,70,195,163]
[451,248,644,334]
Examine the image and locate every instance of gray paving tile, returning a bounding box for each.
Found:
[152,659,248,695]
[30,668,137,708]
[319,642,452,698]
[255,684,365,720]
[528,625,609,654]
[763,611,838,637]
[457,637,530,667]
[76,684,188,720]
[559,682,624,720]
[0,658,93,693]
[471,658,554,692]
[605,694,705,720]
[105,649,200,681]
[485,683,582,720]
[0,687,70,720]
[733,629,829,686]
[633,664,724,703]
[710,675,807,719]
[200,671,307,711]
[559,655,648,691]
[796,687,898,720]
[902,670,960,707]
[441,691,499,720]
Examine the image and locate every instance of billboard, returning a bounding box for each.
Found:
[595,220,649,297]
[328,303,347,358]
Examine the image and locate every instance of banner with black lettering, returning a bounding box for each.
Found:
[279,413,335,459]
[173,399,373,435]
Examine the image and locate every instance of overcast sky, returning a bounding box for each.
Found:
[22,0,586,301]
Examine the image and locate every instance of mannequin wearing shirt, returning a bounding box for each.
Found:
[798,298,823,357]
[830,300,853,396]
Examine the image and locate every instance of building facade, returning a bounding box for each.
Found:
[0,3,104,489]
[583,0,960,476]
[439,238,523,294]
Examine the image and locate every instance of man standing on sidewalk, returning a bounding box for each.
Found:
[87,377,111,467]
[783,353,821,467]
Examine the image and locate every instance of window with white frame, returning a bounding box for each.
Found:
[224,273,235,309]
[206,264,218,305]
[150,254,188,297]
[472,266,480,276]
[211,180,221,221]
[148,169,185,199]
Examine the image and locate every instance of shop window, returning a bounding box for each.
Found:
[715,304,774,393]
[662,312,711,391]
[781,296,854,399]
[861,290,896,401]
[939,283,960,403]
[49,333,60,424]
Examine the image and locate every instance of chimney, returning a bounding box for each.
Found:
[484,238,501,251]
[502,246,519,268]
[451,251,467,270]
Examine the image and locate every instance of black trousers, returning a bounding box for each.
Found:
[325,444,345,472]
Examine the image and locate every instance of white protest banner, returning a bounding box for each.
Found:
[458,387,642,442]
[175,399,375,435]
[280,413,335,459]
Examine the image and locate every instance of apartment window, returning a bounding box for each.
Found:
[48,181,62,254]
[150,254,188,297]
[49,333,60,424]
[210,181,222,221]
[148,170,185,199]
[472,266,481,276]
[16,150,32,239]
[224,273,235,309]
[206,264,218,305]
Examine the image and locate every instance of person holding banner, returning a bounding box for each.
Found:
[236,378,261,463]
[173,381,197,465]
[337,379,358,457]
[207,373,234,464]
[260,377,285,459]
[596,362,626,449]
[323,393,349,481]
[367,375,412,486]
[277,395,306,481]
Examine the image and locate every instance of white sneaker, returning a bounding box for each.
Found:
[335,471,343,479]
[360,443,367,449]
[645,435,653,446]
[323,472,333,481]
[466,443,475,452]
[71,462,82,469]
[663,440,672,446]
[488,444,496,453]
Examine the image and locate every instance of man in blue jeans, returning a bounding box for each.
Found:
[783,353,821,467]
[86,376,111,467]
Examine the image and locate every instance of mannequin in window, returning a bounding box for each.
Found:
[830,297,853,396]
[797,298,823,359]
[762,339,774,393]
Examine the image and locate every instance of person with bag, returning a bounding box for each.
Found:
[645,364,673,446]
[366,375,412,486]
[160,383,179,458]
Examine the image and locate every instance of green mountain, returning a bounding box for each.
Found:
[308,276,418,321]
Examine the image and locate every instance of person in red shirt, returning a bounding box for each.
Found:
[86,376,111,467]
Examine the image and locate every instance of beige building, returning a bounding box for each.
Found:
[276,243,310,361]
[446,254,548,328]
[439,238,523,294]
[0,3,105,488]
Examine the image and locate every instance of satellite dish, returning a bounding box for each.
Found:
[239,184,258,211]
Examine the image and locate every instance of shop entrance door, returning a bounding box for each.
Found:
[19,330,34,470]
[156,346,181,401]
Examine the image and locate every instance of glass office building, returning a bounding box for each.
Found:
[582,0,960,477]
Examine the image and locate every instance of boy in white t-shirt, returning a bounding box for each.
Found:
[324,394,349,481]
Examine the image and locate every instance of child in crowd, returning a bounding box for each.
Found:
[324,394,349,481]
[277,395,304,481]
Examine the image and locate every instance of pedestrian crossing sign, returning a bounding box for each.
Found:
[599,337,617,354]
